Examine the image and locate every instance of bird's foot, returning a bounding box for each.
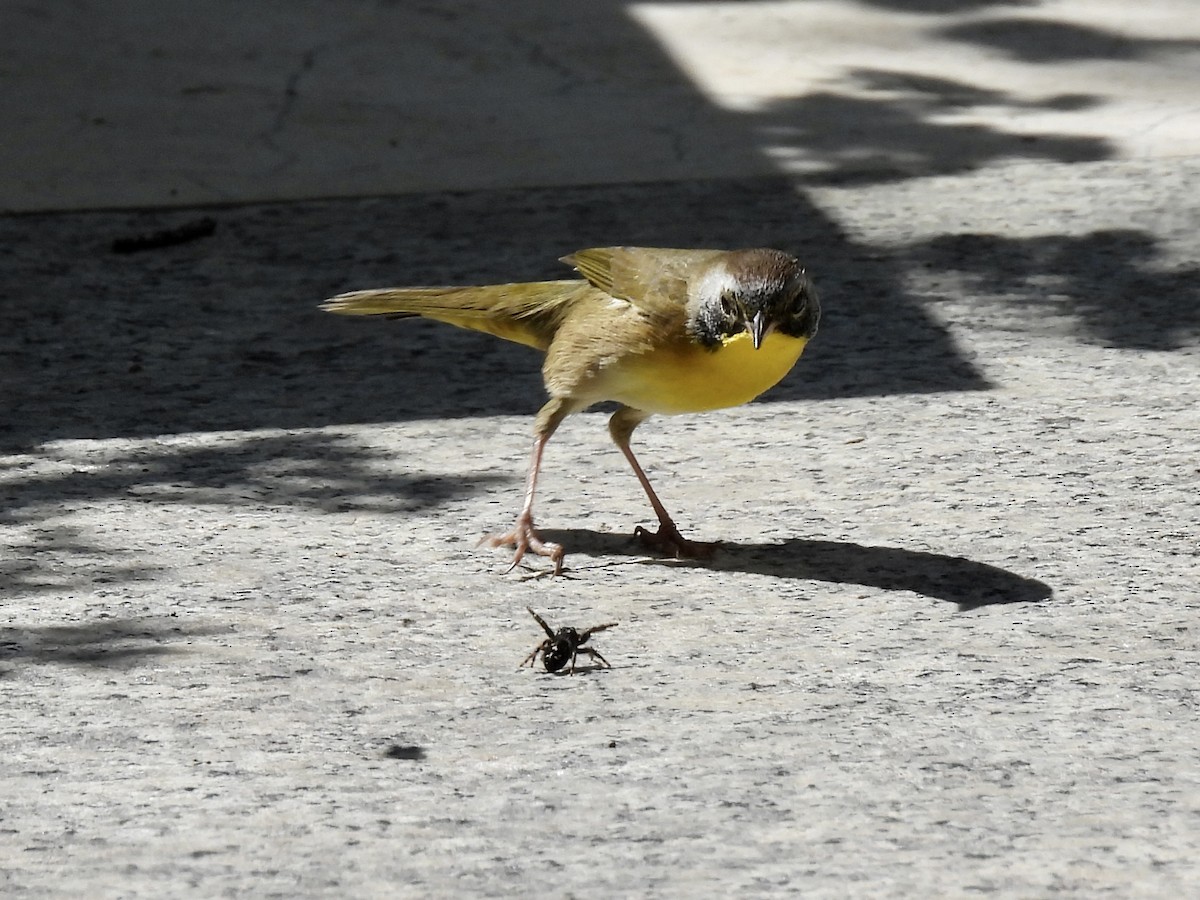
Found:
[634,521,719,561]
[483,513,565,575]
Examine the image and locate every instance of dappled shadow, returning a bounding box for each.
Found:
[0,524,161,598]
[5,431,502,517]
[0,617,224,668]
[908,229,1200,350]
[0,431,505,594]
[851,69,1100,114]
[752,73,1110,186]
[1,1,1183,658]
[0,177,987,452]
[544,529,1052,609]
[1,431,502,522]
[7,1,1185,450]
[941,17,1200,63]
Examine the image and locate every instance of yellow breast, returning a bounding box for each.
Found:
[600,331,809,414]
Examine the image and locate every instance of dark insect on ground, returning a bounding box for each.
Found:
[520,607,618,675]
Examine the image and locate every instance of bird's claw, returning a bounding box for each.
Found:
[484,515,565,575]
[634,522,719,560]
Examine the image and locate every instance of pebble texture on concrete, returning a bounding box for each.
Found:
[3,159,1198,896]
[3,0,1199,895]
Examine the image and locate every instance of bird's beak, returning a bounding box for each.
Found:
[748,309,768,350]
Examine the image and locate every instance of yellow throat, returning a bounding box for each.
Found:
[603,330,809,415]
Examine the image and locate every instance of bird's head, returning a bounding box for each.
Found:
[686,249,820,350]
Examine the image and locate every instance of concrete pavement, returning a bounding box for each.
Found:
[3,0,1199,211]
[2,2,1199,897]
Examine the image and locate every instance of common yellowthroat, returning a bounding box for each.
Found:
[322,246,820,574]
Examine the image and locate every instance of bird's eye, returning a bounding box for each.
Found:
[720,296,739,319]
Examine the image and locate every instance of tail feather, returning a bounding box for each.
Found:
[321,286,484,317]
[321,281,589,351]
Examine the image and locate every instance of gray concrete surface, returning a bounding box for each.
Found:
[4,0,1200,211]
[3,1,1200,897]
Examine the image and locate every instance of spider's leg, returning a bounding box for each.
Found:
[519,643,546,669]
[579,622,618,643]
[527,607,556,640]
[579,647,612,669]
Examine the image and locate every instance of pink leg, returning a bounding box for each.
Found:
[609,407,719,560]
[483,431,564,574]
[484,398,574,574]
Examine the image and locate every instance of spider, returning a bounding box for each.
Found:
[520,607,618,674]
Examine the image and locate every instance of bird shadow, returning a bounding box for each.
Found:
[541,529,1052,610]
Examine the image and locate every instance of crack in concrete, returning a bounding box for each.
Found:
[261,44,327,167]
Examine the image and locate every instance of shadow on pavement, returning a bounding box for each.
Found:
[543,529,1053,609]
[938,16,1200,63]
[0,177,985,451]
[12,1,1193,448]
[908,229,1200,351]
[754,71,1107,187]
[0,432,507,595]
[0,524,163,599]
[2,0,1188,611]
[0,617,224,669]
[0,432,505,522]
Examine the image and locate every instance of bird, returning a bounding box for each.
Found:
[321,246,820,574]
